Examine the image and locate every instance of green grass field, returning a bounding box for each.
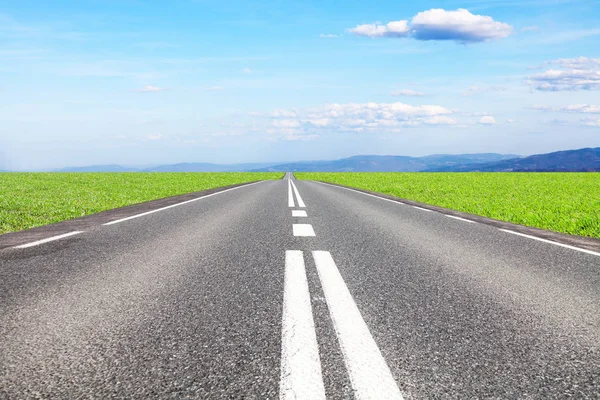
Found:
[297,172,600,239]
[0,172,282,234]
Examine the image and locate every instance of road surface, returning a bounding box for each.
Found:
[1,174,599,399]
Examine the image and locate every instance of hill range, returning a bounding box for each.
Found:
[252,153,518,172]
[4,147,600,172]
[424,147,600,172]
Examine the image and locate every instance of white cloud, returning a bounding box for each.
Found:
[205,86,224,91]
[319,33,340,38]
[272,119,301,129]
[521,26,539,32]
[411,9,512,42]
[553,57,600,69]
[146,134,163,140]
[349,20,410,38]
[242,67,253,74]
[478,116,496,125]
[525,105,554,111]
[562,104,600,113]
[506,119,515,123]
[349,8,512,43]
[311,102,453,119]
[254,100,501,140]
[526,104,600,113]
[306,118,330,127]
[390,89,426,97]
[270,108,298,118]
[560,104,600,114]
[581,118,600,127]
[527,57,600,91]
[423,116,458,125]
[461,111,491,117]
[262,101,460,139]
[133,85,167,93]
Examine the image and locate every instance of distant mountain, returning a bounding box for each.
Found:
[252,153,519,172]
[57,165,140,172]
[54,162,281,172]
[143,162,280,172]
[427,147,600,172]
[48,148,600,173]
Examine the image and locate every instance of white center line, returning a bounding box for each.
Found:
[446,215,476,223]
[280,251,326,400]
[292,210,308,217]
[293,224,315,237]
[499,229,600,257]
[288,179,295,208]
[312,251,405,400]
[104,181,265,226]
[412,206,433,212]
[14,231,83,249]
[290,180,306,208]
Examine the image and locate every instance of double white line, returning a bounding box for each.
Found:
[288,178,305,208]
[281,251,404,400]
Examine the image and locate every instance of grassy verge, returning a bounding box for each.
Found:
[297,172,600,239]
[0,172,282,234]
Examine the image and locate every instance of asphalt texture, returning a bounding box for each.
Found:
[1,175,599,399]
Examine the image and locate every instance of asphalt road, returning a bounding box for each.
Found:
[1,175,599,399]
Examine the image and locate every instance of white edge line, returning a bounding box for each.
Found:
[290,180,306,208]
[413,206,433,212]
[313,181,600,258]
[499,229,600,257]
[104,181,265,226]
[446,215,476,223]
[312,180,600,258]
[280,251,326,400]
[15,231,83,249]
[312,251,404,400]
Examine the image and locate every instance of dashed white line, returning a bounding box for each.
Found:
[312,251,404,400]
[446,215,476,223]
[312,181,405,206]
[313,181,600,258]
[412,206,433,212]
[288,179,295,208]
[280,251,326,400]
[292,210,308,217]
[104,181,265,226]
[499,229,600,257]
[290,180,306,208]
[14,231,83,249]
[293,224,315,237]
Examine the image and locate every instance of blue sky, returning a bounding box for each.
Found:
[1,0,599,170]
